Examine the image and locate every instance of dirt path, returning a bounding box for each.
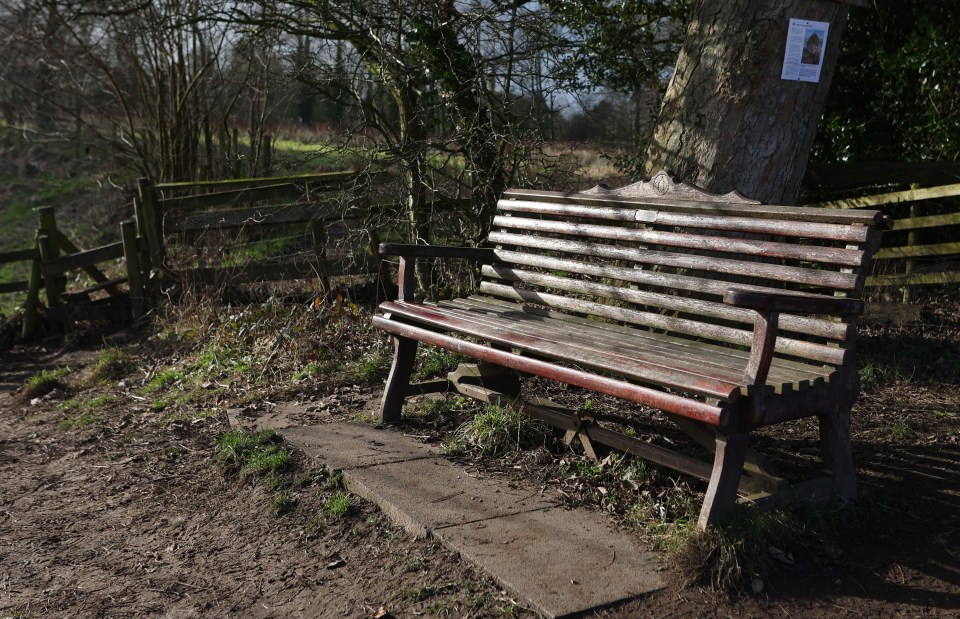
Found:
[2,309,959,617]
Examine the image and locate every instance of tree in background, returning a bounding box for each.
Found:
[644,0,858,204]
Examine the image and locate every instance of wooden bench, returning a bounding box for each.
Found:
[373,171,893,528]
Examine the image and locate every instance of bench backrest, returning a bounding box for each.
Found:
[482,172,892,375]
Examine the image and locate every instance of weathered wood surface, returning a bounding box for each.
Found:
[138,171,377,290]
[374,171,890,528]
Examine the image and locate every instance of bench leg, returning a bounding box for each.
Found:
[818,406,857,500]
[698,431,748,529]
[381,336,418,424]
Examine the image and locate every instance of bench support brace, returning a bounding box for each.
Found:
[698,431,749,528]
[382,336,418,424]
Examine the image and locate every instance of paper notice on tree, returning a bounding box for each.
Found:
[781,19,829,83]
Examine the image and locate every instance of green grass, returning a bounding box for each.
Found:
[58,412,99,430]
[413,348,467,381]
[446,403,552,457]
[322,490,353,519]
[630,498,858,592]
[213,429,292,479]
[22,367,70,398]
[87,347,133,384]
[142,368,185,394]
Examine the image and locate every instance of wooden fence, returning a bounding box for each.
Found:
[134,171,383,295]
[811,182,960,301]
[0,207,141,337]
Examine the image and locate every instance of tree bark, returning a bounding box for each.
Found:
[645,0,853,205]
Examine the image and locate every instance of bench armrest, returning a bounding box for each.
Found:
[723,288,860,394]
[379,243,495,262]
[379,243,495,302]
[723,288,864,316]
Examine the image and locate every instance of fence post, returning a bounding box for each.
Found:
[310,220,331,295]
[903,201,921,303]
[120,219,145,320]
[21,232,41,339]
[37,231,67,331]
[136,177,164,285]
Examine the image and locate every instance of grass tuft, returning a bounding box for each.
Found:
[213,428,292,479]
[447,403,552,457]
[22,367,70,399]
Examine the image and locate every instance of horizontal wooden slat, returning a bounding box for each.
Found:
[479,282,848,367]
[41,242,124,275]
[153,171,360,193]
[382,300,743,400]
[0,248,39,264]
[157,184,321,211]
[373,313,726,425]
[493,215,866,266]
[489,250,852,339]
[876,242,960,259]
[481,264,850,341]
[442,297,831,395]
[503,189,893,229]
[463,294,834,377]
[488,231,861,291]
[866,271,960,287]
[810,182,960,210]
[499,199,871,243]
[890,212,960,231]
[0,280,31,294]
[164,202,348,233]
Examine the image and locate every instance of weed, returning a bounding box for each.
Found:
[447,403,552,457]
[22,367,69,398]
[322,491,352,519]
[88,346,132,384]
[58,412,98,430]
[273,489,297,516]
[414,348,466,381]
[889,416,919,441]
[394,585,435,602]
[404,555,426,573]
[213,429,292,479]
[424,601,453,616]
[143,368,184,394]
[640,499,858,592]
[345,350,391,382]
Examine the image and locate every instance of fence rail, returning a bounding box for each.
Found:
[135,171,384,295]
[810,181,960,299]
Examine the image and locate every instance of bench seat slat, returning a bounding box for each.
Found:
[380,301,743,401]
[432,300,757,392]
[440,298,832,396]
[488,232,861,291]
[462,295,835,381]
[447,297,833,394]
[374,314,725,425]
[479,282,848,367]
[493,216,866,267]
[499,200,871,243]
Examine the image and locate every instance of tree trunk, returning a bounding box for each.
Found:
[645,0,857,205]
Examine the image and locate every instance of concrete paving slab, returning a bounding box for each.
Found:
[265,423,435,469]
[266,421,664,617]
[437,509,663,618]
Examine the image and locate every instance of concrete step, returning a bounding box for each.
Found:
[262,422,665,618]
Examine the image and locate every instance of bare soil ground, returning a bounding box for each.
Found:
[1,297,959,618]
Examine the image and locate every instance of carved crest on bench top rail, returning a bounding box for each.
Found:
[581,169,761,205]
